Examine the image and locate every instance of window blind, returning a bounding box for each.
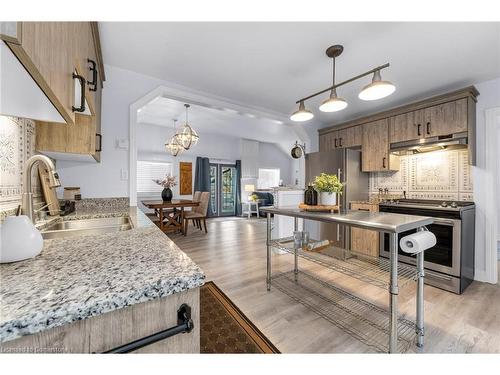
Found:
[137,161,173,193]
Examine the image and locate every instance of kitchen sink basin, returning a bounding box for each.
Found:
[41,217,132,239]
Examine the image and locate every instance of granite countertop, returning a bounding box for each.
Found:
[0,207,205,343]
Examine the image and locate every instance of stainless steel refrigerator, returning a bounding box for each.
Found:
[304,149,369,247]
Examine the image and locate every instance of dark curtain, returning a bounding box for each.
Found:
[194,157,213,216]
[235,160,242,216]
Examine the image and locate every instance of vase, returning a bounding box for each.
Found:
[304,185,318,205]
[161,187,173,201]
[320,192,337,206]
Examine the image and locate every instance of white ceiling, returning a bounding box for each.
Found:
[137,96,298,147]
[101,22,500,128]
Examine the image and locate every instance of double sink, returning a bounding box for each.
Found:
[41,217,132,239]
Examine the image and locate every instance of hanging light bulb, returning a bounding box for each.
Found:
[358,70,396,101]
[165,119,184,157]
[319,88,348,112]
[176,104,199,150]
[319,49,348,112]
[290,100,314,122]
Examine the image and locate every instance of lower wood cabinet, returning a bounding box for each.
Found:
[361,119,399,172]
[0,287,200,354]
[350,203,379,257]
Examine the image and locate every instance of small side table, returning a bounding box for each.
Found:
[242,201,260,219]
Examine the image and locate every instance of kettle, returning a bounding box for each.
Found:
[0,215,43,263]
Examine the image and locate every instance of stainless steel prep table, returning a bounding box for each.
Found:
[260,206,433,353]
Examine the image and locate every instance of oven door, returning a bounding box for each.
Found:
[380,218,461,277]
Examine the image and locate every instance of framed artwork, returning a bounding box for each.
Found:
[179,162,192,195]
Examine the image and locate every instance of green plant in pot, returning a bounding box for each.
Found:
[313,173,343,206]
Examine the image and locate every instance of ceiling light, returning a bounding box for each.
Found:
[291,44,395,121]
[176,104,199,150]
[319,46,348,113]
[165,119,184,157]
[290,101,314,122]
[319,88,348,112]
[358,70,396,101]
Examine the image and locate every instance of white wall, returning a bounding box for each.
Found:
[56,65,297,199]
[57,65,169,198]
[469,77,500,281]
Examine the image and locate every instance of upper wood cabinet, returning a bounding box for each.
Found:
[361,119,399,172]
[425,98,467,137]
[33,22,104,162]
[319,87,478,166]
[318,125,362,151]
[5,22,77,125]
[1,22,105,128]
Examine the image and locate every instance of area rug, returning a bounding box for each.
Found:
[200,281,280,354]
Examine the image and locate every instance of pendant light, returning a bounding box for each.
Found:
[165,119,184,157]
[358,70,396,101]
[290,100,314,122]
[319,46,347,113]
[176,104,199,150]
[290,44,395,122]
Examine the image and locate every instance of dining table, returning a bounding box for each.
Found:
[141,199,200,235]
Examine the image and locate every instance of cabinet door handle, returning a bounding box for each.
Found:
[382,157,387,169]
[87,59,97,92]
[339,137,343,147]
[417,124,421,136]
[426,122,431,135]
[96,133,102,152]
[334,138,338,148]
[72,73,86,113]
[358,208,370,212]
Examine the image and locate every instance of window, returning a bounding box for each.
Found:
[137,161,173,194]
[258,168,280,189]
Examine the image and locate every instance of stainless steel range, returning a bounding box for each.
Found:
[379,199,475,294]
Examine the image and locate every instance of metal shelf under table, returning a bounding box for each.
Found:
[273,270,415,353]
[271,237,418,290]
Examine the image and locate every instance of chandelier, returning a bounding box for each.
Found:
[165,119,184,157]
[290,44,396,122]
[176,104,199,150]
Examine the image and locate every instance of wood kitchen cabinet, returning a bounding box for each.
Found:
[425,98,468,137]
[362,119,399,172]
[318,125,362,151]
[4,22,77,125]
[320,87,478,165]
[33,22,104,162]
[350,202,379,257]
[0,287,200,353]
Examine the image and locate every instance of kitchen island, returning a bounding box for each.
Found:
[0,206,205,353]
[260,206,433,353]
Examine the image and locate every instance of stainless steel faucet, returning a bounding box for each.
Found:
[22,155,61,223]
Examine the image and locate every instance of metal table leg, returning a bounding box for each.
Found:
[389,232,399,353]
[294,217,299,282]
[416,227,425,348]
[266,212,272,291]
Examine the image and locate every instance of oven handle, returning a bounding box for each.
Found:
[432,218,461,226]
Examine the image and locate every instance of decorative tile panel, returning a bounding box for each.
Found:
[0,116,42,217]
[369,149,473,201]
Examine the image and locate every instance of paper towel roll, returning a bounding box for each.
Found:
[399,231,436,254]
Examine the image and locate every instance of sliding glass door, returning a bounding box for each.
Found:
[209,163,237,216]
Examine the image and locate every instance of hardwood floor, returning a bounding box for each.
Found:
[169,217,500,353]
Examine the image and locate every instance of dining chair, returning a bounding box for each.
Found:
[184,192,209,235]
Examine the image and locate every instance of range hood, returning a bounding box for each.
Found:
[390,132,468,155]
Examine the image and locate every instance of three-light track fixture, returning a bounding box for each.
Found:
[290,44,396,122]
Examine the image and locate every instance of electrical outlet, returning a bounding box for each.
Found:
[120,169,129,181]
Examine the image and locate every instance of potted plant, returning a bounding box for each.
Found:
[313,173,343,206]
[153,174,177,201]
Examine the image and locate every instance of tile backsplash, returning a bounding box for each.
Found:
[369,149,473,201]
[0,115,43,220]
